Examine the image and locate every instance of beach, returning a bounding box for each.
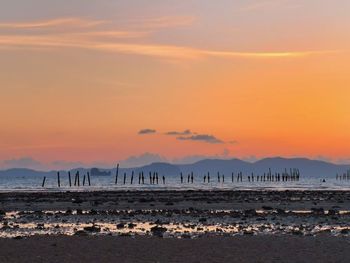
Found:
[1,190,350,262]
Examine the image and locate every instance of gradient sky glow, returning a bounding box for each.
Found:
[0,0,350,169]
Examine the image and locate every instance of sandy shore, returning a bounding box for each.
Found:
[1,189,350,211]
[0,190,350,238]
[0,235,349,263]
[1,190,350,262]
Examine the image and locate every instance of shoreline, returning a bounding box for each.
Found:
[1,189,350,238]
[1,189,350,210]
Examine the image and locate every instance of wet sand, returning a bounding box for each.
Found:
[0,235,350,263]
[1,190,350,211]
[1,190,350,262]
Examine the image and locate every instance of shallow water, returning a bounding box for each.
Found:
[2,209,350,238]
[0,174,349,192]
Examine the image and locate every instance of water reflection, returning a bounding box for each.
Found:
[1,210,350,238]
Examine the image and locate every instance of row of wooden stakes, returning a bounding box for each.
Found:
[42,171,91,187]
[336,170,350,181]
[41,166,301,187]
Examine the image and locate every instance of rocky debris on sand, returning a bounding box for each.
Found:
[150,226,167,237]
[276,208,285,215]
[244,209,257,216]
[340,229,349,234]
[74,230,88,236]
[76,209,83,215]
[117,223,125,229]
[311,208,325,215]
[83,225,101,233]
[128,223,136,229]
[328,209,338,216]
[262,206,273,211]
[36,223,45,230]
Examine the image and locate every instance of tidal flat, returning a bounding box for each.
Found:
[1,190,350,262]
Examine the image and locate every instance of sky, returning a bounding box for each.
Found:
[0,0,349,169]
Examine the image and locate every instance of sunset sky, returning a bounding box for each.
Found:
[0,0,349,169]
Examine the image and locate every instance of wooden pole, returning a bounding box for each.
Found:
[68,172,72,187]
[83,175,86,186]
[115,164,119,184]
[57,172,60,188]
[42,176,46,187]
[87,172,91,186]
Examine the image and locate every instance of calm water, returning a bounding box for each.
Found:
[0,174,348,192]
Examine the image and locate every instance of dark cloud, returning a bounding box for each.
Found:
[177,134,223,144]
[165,129,192,136]
[138,129,156,135]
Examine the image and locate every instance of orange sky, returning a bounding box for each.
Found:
[0,0,349,168]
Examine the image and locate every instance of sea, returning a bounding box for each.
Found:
[0,173,348,192]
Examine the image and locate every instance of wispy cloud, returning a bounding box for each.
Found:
[0,34,339,60]
[138,129,157,135]
[165,129,192,136]
[239,0,291,12]
[126,16,196,29]
[177,134,224,144]
[75,30,150,39]
[0,17,106,29]
[0,17,341,60]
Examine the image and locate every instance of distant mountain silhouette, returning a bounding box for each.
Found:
[1,158,349,178]
[0,168,55,177]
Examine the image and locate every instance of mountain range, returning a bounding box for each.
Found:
[0,157,349,178]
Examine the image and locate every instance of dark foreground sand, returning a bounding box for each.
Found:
[1,190,350,262]
[0,235,349,263]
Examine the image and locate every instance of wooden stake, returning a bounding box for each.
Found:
[57,172,60,188]
[68,172,72,187]
[42,176,46,187]
[87,172,91,186]
[115,164,119,184]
